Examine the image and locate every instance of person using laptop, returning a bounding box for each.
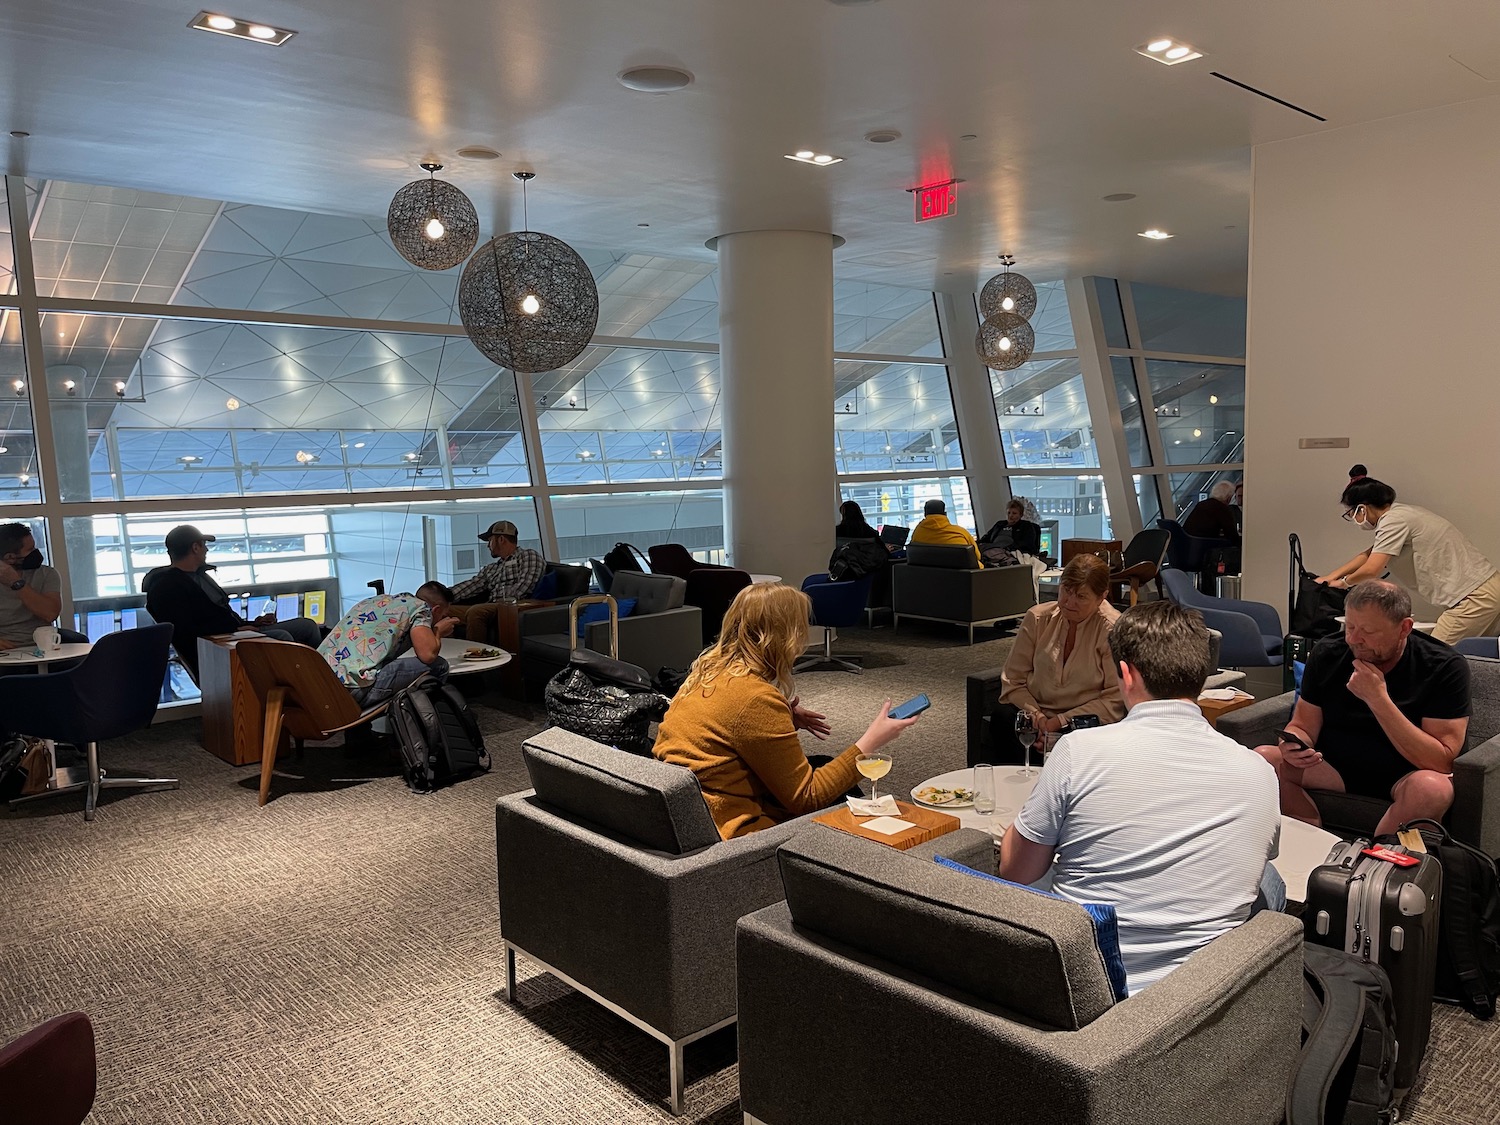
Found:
[834,501,882,543]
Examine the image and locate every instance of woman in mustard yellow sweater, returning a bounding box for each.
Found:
[653,582,920,839]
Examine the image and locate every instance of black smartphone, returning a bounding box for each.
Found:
[888,693,932,720]
[1278,729,1311,751]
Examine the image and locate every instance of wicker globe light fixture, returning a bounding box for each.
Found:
[458,172,600,373]
[387,161,480,271]
[979,254,1038,320]
[976,310,1035,371]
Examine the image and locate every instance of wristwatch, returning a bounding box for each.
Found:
[8,579,22,591]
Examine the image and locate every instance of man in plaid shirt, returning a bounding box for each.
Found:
[451,520,546,644]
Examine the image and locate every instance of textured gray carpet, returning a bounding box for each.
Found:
[0,621,1495,1123]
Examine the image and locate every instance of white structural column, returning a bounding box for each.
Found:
[935,292,1008,529]
[715,230,837,584]
[1067,277,1142,543]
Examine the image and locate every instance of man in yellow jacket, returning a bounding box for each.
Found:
[911,498,983,567]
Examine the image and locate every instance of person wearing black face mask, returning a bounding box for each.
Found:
[0,522,63,650]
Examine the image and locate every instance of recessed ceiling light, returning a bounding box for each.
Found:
[225,397,240,410]
[1102,192,1137,202]
[354,441,365,449]
[864,128,902,144]
[786,150,843,166]
[189,11,296,45]
[456,145,501,161]
[637,222,650,227]
[959,134,978,141]
[618,66,694,93]
[1138,228,1173,240]
[1135,37,1203,65]
[0,446,7,454]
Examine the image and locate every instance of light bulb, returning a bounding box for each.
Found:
[226,397,240,410]
[998,336,1012,351]
[206,14,236,29]
[1209,394,1218,404]
[424,216,445,240]
[794,150,814,160]
[812,154,834,164]
[520,293,541,316]
[1001,296,1015,311]
[1164,45,1190,59]
[1193,428,1202,438]
[247,24,276,39]
[1146,38,1172,52]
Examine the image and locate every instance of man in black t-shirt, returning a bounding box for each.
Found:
[1255,580,1469,836]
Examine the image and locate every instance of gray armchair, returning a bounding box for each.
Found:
[518,570,703,688]
[1218,653,1500,857]
[893,543,1035,643]
[737,828,1303,1125]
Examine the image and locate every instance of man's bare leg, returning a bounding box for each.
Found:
[1253,744,1347,826]
[1375,771,1454,837]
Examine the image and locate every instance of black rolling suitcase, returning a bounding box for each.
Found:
[1304,839,1442,1095]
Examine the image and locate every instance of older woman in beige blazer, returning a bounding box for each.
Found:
[975,553,1125,765]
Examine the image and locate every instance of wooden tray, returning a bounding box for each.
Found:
[813,800,960,851]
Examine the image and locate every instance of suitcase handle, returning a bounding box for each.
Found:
[567,594,619,660]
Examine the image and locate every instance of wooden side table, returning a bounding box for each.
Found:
[198,633,284,765]
[460,598,554,695]
[1060,538,1123,566]
[813,801,960,851]
[1198,692,1256,728]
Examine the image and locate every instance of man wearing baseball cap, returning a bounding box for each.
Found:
[143,524,322,677]
[449,519,545,645]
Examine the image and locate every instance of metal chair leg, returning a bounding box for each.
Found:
[668,1038,686,1116]
[503,942,517,1002]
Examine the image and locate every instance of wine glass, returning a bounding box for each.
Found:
[1014,711,1038,778]
[857,750,893,803]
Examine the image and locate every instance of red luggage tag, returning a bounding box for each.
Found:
[1361,845,1420,867]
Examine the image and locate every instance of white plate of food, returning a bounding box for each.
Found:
[912,785,976,808]
[461,647,502,662]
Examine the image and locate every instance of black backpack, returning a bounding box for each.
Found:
[827,539,887,582]
[1288,943,1398,1125]
[602,542,647,576]
[1385,818,1500,1019]
[389,679,491,792]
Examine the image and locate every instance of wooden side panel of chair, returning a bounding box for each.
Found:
[234,640,366,805]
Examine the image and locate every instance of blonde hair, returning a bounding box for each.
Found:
[680,583,811,698]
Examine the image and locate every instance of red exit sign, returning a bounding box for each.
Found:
[913,180,958,223]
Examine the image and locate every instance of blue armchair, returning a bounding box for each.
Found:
[796,573,874,674]
[1456,638,1500,658]
[1161,568,1283,668]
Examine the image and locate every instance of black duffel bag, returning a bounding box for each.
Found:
[544,648,670,757]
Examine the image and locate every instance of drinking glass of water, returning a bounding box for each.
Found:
[857,751,893,803]
[973,764,996,816]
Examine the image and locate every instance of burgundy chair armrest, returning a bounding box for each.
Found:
[0,1012,97,1125]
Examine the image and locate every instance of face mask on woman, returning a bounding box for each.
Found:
[1353,505,1377,532]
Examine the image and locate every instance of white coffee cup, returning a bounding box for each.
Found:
[32,625,61,652]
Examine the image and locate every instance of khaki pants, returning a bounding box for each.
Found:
[1432,571,1500,645]
[460,603,502,646]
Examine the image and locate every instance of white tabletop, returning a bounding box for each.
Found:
[0,641,92,672]
[912,767,1340,901]
[748,573,782,584]
[439,637,512,675]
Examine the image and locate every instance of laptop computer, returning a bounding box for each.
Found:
[879,524,910,547]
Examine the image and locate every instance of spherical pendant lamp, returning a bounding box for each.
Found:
[387,162,480,271]
[976,310,1035,371]
[458,174,598,373]
[979,257,1038,320]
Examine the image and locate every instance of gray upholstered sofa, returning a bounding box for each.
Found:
[517,570,703,688]
[737,829,1304,1125]
[1218,653,1500,857]
[495,727,991,1114]
[893,542,1035,643]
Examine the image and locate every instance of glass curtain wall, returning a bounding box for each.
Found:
[0,177,965,613]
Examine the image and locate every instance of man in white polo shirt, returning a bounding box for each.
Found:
[999,600,1281,994]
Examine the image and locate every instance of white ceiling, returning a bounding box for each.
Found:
[3,0,1499,297]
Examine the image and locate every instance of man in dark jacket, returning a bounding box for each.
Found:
[1183,481,1241,543]
[980,499,1043,558]
[143,524,321,678]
